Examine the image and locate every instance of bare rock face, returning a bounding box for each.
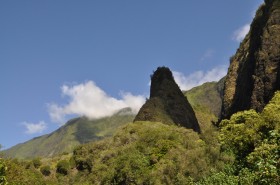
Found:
[134,67,201,133]
[221,0,280,119]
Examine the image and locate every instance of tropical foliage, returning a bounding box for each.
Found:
[71,121,223,184]
[0,159,7,185]
[216,91,280,184]
[2,92,280,184]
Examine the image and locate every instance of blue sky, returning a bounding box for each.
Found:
[0,0,263,149]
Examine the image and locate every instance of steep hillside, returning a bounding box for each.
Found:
[134,67,200,133]
[4,109,134,159]
[222,0,280,119]
[185,78,224,130]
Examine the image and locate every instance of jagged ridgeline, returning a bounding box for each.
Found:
[221,0,280,119]
[134,67,201,133]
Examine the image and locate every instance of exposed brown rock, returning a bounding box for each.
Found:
[221,0,280,119]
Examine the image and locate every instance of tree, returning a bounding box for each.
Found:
[219,109,263,161]
[219,91,280,184]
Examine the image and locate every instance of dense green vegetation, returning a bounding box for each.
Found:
[185,78,224,131]
[32,158,42,169]
[185,78,224,118]
[70,121,222,184]
[215,91,280,184]
[0,159,7,185]
[56,160,70,175]
[2,91,280,184]
[196,91,280,185]
[67,91,279,184]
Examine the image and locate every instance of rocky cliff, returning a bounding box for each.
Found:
[134,67,201,133]
[221,0,280,119]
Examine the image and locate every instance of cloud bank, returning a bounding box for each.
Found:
[232,24,250,42]
[22,121,47,134]
[48,81,146,124]
[173,65,227,91]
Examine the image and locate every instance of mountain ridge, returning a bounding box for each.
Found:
[3,108,135,159]
[221,0,280,119]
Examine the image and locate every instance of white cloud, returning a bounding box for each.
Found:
[232,0,263,42]
[200,49,215,62]
[120,92,146,113]
[22,121,47,134]
[173,65,227,91]
[48,81,145,124]
[232,24,250,42]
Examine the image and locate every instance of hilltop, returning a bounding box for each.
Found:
[134,67,200,133]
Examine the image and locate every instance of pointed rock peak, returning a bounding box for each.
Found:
[221,0,280,119]
[150,67,176,98]
[151,66,173,84]
[134,66,201,133]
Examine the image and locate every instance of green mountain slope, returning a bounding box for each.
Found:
[184,78,225,131]
[4,109,135,159]
[4,78,225,159]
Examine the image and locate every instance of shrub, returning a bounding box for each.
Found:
[73,146,93,172]
[32,158,42,169]
[40,165,51,176]
[247,130,280,184]
[219,92,280,184]
[73,121,223,184]
[4,159,45,184]
[219,110,264,163]
[198,171,238,185]
[0,159,7,185]
[56,160,70,175]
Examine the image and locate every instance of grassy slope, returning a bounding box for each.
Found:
[185,78,224,131]
[4,111,134,159]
